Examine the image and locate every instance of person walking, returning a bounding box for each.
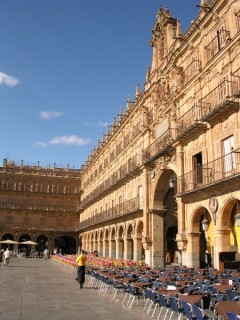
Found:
[76,250,87,289]
[3,248,11,267]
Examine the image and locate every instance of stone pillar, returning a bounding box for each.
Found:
[150,209,165,267]
[186,232,201,267]
[109,239,116,258]
[134,237,143,263]
[126,239,133,260]
[116,238,124,259]
[213,229,231,271]
[103,239,109,257]
[175,143,187,255]
[142,167,151,265]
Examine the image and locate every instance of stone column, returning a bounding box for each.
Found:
[150,209,165,267]
[185,232,201,267]
[213,229,231,271]
[134,237,143,263]
[109,239,116,258]
[116,237,124,259]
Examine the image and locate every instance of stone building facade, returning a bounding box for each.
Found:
[78,0,240,269]
[1,0,240,269]
[0,159,81,255]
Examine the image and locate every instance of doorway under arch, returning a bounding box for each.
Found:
[53,236,76,254]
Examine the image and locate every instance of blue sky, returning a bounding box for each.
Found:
[0,0,199,169]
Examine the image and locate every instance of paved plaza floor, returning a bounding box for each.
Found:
[0,257,150,320]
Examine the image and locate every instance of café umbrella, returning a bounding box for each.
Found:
[0,239,19,244]
[20,241,39,245]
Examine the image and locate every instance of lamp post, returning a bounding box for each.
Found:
[201,209,209,231]
[169,176,174,188]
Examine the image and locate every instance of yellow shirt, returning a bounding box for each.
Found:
[76,253,87,266]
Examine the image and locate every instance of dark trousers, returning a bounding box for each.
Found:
[77,266,85,286]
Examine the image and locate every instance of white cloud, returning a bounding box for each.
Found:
[98,121,109,127]
[40,111,63,119]
[35,135,90,147]
[50,135,90,145]
[0,72,20,86]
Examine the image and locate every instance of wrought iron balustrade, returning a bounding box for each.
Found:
[176,103,203,137]
[143,128,174,162]
[76,196,142,230]
[205,29,231,62]
[199,79,237,119]
[177,148,240,194]
[183,59,202,86]
[232,68,240,97]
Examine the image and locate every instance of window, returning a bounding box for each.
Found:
[223,135,235,174]
[193,152,203,185]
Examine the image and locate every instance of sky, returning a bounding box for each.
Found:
[0,0,199,169]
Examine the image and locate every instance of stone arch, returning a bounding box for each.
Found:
[117,225,124,259]
[135,220,144,263]
[136,220,144,238]
[151,167,177,210]
[189,206,211,268]
[218,197,237,230]
[104,228,110,257]
[126,223,134,260]
[151,166,178,267]
[99,229,104,256]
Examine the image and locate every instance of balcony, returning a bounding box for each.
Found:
[176,103,206,139]
[176,79,238,139]
[199,79,238,122]
[76,196,142,231]
[79,155,141,209]
[205,29,231,63]
[143,128,174,163]
[0,201,76,212]
[232,68,240,97]
[183,59,202,86]
[177,148,240,195]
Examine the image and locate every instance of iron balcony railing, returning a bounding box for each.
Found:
[76,196,142,231]
[232,68,240,97]
[0,201,76,212]
[199,79,237,119]
[183,59,202,86]
[79,155,140,209]
[176,102,203,137]
[177,148,240,195]
[143,128,174,162]
[205,29,231,62]
[176,79,238,138]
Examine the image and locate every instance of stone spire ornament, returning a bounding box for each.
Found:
[146,66,151,82]
[135,83,140,98]
[176,20,182,38]
[126,95,131,112]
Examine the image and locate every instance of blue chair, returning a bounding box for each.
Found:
[227,289,236,301]
[192,304,211,320]
[168,296,184,320]
[227,311,240,320]
[181,300,196,320]
[156,293,170,320]
[125,284,144,309]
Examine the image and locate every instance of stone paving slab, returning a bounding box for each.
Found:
[0,258,150,320]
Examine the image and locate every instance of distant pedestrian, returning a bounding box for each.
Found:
[3,248,11,267]
[43,248,49,260]
[76,250,87,288]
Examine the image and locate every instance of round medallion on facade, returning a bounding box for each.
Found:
[209,196,218,213]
